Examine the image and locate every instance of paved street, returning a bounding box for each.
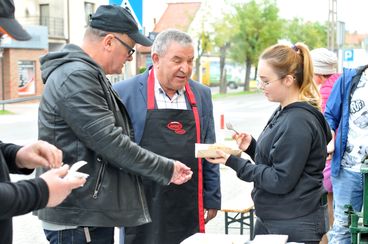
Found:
[1,92,277,243]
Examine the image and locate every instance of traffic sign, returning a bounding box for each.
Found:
[109,0,143,30]
[344,49,354,62]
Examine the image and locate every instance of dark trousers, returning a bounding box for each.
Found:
[254,204,328,243]
[44,227,114,244]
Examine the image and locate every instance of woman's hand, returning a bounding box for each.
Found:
[205,150,230,165]
[233,132,252,151]
[327,130,335,160]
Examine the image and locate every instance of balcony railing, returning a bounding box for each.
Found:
[18,16,65,39]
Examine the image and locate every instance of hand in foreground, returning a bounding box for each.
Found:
[40,164,86,207]
[170,161,193,185]
[233,132,252,151]
[16,140,62,169]
[204,209,218,224]
[326,130,335,160]
[205,150,230,165]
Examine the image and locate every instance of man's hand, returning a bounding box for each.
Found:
[15,140,62,169]
[40,164,86,207]
[204,209,218,224]
[170,161,193,185]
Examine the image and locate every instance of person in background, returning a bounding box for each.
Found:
[206,43,331,243]
[310,47,340,244]
[1,2,86,243]
[113,29,221,244]
[324,62,368,243]
[35,6,192,244]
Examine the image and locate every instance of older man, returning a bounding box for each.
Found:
[35,6,192,244]
[114,29,221,244]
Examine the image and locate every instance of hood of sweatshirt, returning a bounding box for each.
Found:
[284,102,332,142]
[40,44,102,84]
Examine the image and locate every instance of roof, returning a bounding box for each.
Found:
[153,2,201,32]
[137,2,201,53]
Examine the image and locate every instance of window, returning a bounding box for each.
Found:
[18,61,36,95]
[39,4,49,27]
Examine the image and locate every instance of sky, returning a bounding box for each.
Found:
[277,0,367,33]
[143,0,368,34]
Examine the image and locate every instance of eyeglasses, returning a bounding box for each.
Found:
[256,76,284,89]
[113,35,135,57]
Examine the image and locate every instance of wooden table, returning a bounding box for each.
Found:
[180,233,249,244]
[219,165,255,239]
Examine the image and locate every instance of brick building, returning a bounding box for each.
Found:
[0,26,48,101]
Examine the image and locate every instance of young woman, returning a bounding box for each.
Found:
[207,43,332,243]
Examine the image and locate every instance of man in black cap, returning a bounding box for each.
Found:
[0,0,31,40]
[1,1,87,244]
[35,5,193,244]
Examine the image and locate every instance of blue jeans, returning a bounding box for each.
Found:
[119,227,124,244]
[254,204,328,243]
[44,227,114,244]
[328,168,363,244]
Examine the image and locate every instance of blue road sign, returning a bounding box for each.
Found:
[109,0,143,30]
[344,49,354,62]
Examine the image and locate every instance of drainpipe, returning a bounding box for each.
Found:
[66,0,70,43]
[0,47,4,111]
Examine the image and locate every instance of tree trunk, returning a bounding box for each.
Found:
[219,45,227,94]
[195,57,200,82]
[243,58,252,91]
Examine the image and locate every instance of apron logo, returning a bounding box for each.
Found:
[167,121,186,135]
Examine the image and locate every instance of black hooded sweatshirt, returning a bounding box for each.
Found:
[226,102,332,220]
[0,142,48,244]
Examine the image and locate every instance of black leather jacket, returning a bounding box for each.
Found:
[35,44,174,227]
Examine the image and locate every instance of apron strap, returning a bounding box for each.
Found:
[147,68,205,232]
[147,69,155,110]
[184,82,205,233]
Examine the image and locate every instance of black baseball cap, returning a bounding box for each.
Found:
[90,5,152,46]
[0,0,31,40]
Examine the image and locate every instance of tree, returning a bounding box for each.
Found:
[227,0,283,91]
[284,18,328,50]
[211,16,233,94]
[194,30,212,82]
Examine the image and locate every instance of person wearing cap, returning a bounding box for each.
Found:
[113,29,221,244]
[324,60,368,242]
[35,5,193,244]
[0,0,31,40]
[1,1,86,244]
[310,48,340,244]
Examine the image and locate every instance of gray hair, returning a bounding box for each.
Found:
[84,26,109,40]
[151,29,193,56]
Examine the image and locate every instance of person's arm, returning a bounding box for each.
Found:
[324,73,344,131]
[0,141,32,175]
[55,71,184,185]
[0,178,49,219]
[226,115,314,194]
[0,165,86,219]
[200,88,221,221]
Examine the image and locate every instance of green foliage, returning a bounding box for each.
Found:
[228,0,283,65]
[283,18,328,49]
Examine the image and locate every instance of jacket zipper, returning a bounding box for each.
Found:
[92,159,106,199]
[137,177,150,222]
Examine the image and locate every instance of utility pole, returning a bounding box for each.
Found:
[328,0,337,50]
